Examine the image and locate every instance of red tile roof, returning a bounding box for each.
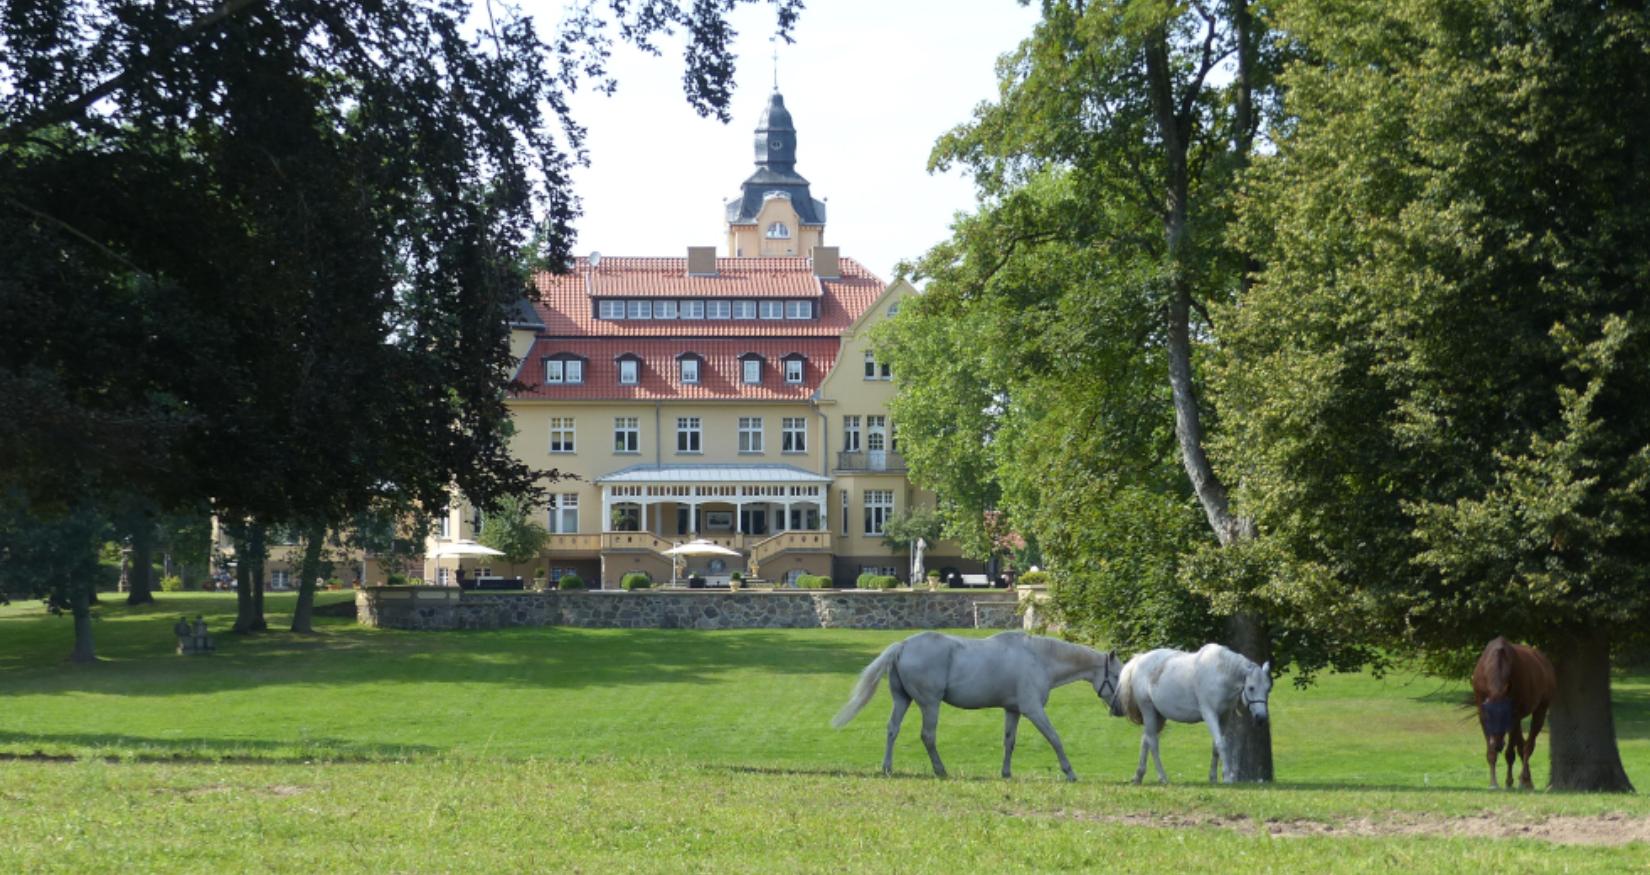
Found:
[529,256,883,339]
[512,338,840,401]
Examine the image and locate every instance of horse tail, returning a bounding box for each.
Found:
[1118,658,1144,726]
[832,641,903,728]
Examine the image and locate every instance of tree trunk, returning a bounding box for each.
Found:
[1220,612,1274,782]
[249,525,268,632]
[290,523,327,633]
[1548,633,1633,792]
[126,518,155,605]
[233,555,256,632]
[69,585,96,663]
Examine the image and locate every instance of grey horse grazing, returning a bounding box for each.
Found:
[1118,644,1272,784]
[832,630,1125,781]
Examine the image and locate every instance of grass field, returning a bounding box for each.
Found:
[3,593,1650,872]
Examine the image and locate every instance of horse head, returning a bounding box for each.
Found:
[1242,660,1273,725]
[1094,650,1126,717]
[1481,698,1514,752]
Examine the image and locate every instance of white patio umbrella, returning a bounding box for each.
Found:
[910,537,927,586]
[662,539,741,558]
[428,540,506,558]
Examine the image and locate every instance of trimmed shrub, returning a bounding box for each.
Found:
[386,572,409,586]
[159,575,185,592]
[855,572,875,589]
[730,571,743,582]
[858,574,899,590]
[1018,570,1051,589]
[797,574,831,589]
[556,574,585,590]
[620,572,652,591]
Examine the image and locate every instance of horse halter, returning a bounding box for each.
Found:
[1096,654,1118,704]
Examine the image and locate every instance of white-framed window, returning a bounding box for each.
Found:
[547,493,579,533]
[270,570,291,589]
[565,360,583,384]
[598,300,625,320]
[760,300,784,319]
[706,300,731,319]
[864,490,894,535]
[549,417,575,453]
[437,567,451,586]
[867,415,887,452]
[682,300,705,319]
[627,299,652,319]
[437,505,451,538]
[549,566,578,583]
[680,357,699,384]
[843,416,861,452]
[888,301,901,318]
[766,222,791,239]
[860,565,899,578]
[655,300,678,319]
[782,417,807,453]
[544,359,564,384]
[864,352,892,380]
[785,300,813,319]
[742,358,762,384]
[733,300,757,319]
[784,358,804,383]
[738,417,764,453]
[677,417,702,453]
[614,417,639,453]
[618,359,639,385]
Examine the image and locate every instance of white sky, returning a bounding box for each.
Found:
[535,0,1044,282]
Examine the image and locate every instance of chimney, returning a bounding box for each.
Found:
[686,246,718,276]
[811,246,840,279]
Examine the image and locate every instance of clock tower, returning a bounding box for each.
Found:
[726,90,827,258]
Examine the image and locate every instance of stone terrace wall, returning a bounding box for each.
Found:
[357,587,1022,632]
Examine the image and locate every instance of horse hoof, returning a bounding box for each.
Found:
[1064,774,1078,783]
[1131,777,1143,786]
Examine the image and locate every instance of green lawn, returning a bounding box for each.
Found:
[3,593,1649,872]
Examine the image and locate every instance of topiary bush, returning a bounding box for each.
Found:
[620,572,652,591]
[858,574,899,590]
[1018,570,1051,588]
[796,574,829,589]
[159,575,185,592]
[855,572,874,589]
[386,572,409,586]
[556,574,585,590]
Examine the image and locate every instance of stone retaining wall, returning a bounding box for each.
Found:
[357,587,1023,631]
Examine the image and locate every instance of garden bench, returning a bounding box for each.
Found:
[958,574,991,588]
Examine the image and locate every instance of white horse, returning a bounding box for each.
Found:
[832,630,1124,781]
[1118,644,1272,784]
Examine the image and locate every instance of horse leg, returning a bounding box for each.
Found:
[882,687,912,776]
[1521,704,1549,790]
[1022,704,1077,782]
[1148,713,1169,785]
[918,700,947,779]
[1484,730,1500,789]
[1505,721,1523,790]
[1200,704,1230,784]
[1001,709,1020,779]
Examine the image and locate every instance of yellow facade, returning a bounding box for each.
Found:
[726,196,824,258]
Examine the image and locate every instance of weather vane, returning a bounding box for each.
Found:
[771,40,779,91]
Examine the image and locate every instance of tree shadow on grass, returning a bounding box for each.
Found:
[0,618,890,698]
[0,730,439,763]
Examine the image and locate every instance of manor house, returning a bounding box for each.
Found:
[428,90,970,589]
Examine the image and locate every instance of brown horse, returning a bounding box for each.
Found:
[1470,637,1556,790]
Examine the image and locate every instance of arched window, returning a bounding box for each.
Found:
[766,222,791,239]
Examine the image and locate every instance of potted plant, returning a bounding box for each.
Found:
[926,570,942,592]
[728,571,743,591]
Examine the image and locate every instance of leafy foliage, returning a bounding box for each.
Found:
[620,572,652,591]
[478,495,551,566]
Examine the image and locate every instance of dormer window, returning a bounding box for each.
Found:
[784,300,813,319]
[783,356,805,384]
[760,300,784,320]
[616,353,641,386]
[733,300,757,320]
[676,352,702,384]
[739,353,765,385]
[543,355,585,385]
[626,300,652,319]
[598,300,625,320]
[766,222,791,239]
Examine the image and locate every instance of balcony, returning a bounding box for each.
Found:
[836,450,906,473]
[544,533,602,554]
[749,530,833,567]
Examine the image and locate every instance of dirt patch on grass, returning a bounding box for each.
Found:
[1038,809,1650,846]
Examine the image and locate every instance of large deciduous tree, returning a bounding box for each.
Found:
[2,0,799,637]
[1224,0,1650,792]
[882,0,1294,780]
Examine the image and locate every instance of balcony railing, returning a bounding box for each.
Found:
[836,450,906,472]
[749,530,833,566]
[544,533,602,553]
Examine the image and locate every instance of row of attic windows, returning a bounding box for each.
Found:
[596,299,816,321]
[543,352,808,387]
